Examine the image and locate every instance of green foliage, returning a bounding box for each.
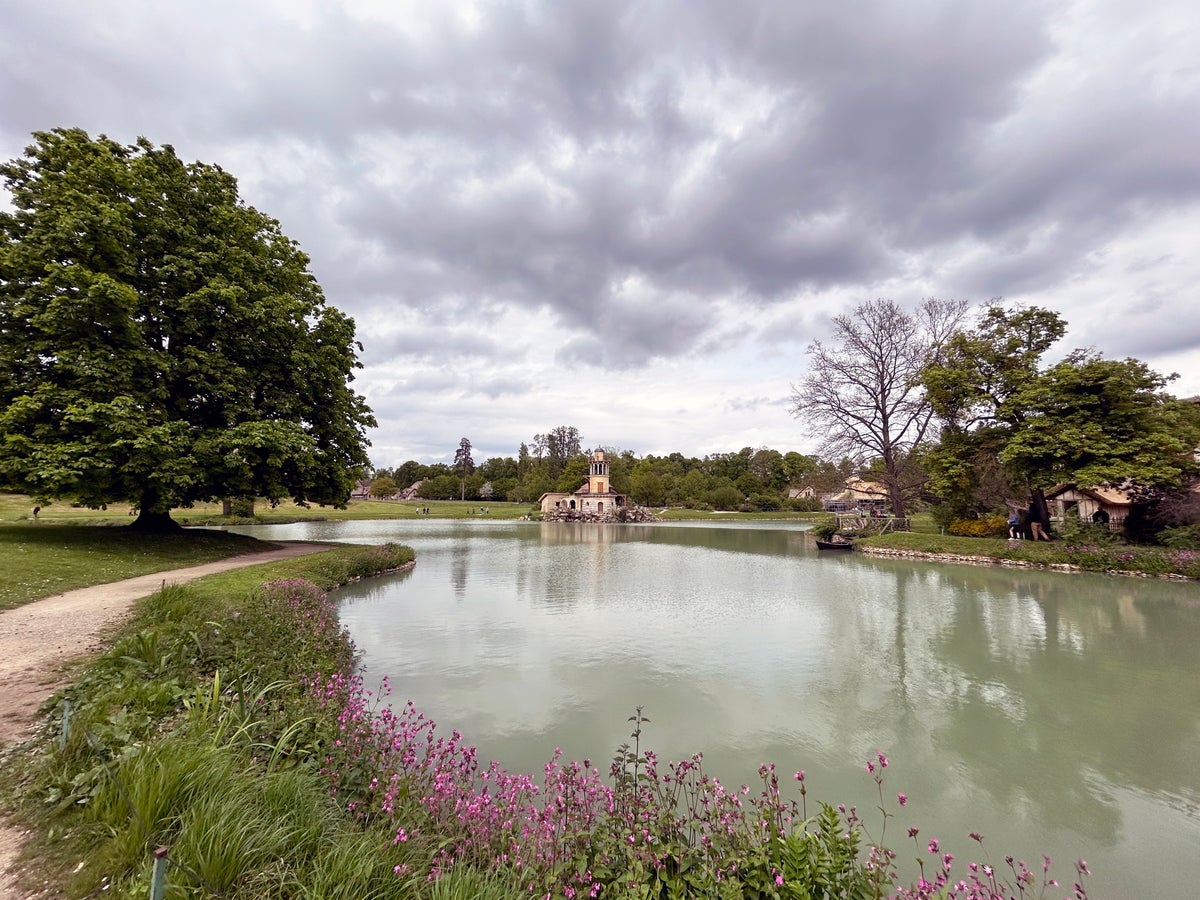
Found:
[554,454,590,492]
[922,306,1199,513]
[7,543,419,898]
[811,521,840,541]
[706,480,743,510]
[1055,517,1121,547]
[629,464,667,506]
[924,304,1067,432]
[0,129,374,524]
[1158,524,1200,549]
[422,474,462,500]
[226,497,256,517]
[998,352,1199,490]
[773,804,886,900]
[454,437,475,500]
[368,475,398,499]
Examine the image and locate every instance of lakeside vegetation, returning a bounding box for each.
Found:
[1,544,1088,899]
[860,531,1200,580]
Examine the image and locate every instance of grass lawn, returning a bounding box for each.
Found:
[0,525,272,610]
[0,493,133,525]
[4,492,838,527]
[654,507,827,521]
[176,498,535,524]
[0,492,536,526]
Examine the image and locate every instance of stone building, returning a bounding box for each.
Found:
[538,449,627,516]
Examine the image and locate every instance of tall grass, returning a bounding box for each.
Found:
[2,543,425,899]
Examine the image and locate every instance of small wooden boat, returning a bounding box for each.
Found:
[815,538,854,551]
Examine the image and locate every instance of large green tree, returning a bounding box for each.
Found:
[999,352,1199,490]
[0,129,375,530]
[923,304,1067,435]
[922,306,1199,515]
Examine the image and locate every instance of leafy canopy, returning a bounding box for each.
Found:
[999,351,1198,489]
[0,128,375,527]
[921,305,1199,507]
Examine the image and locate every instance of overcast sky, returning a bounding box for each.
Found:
[3,0,1198,467]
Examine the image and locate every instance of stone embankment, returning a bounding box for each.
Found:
[857,545,1193,580]
[858,545,1053,570]
[542,506,659,523]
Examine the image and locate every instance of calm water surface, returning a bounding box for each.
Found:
[228,519,1200,898]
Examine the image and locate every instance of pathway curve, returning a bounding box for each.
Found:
[0,540,336,898]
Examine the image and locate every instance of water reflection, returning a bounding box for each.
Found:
[225,519,1200,898]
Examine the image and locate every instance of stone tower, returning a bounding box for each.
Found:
[587,449,610,494]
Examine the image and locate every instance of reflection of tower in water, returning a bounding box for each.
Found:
[511,522,620,609]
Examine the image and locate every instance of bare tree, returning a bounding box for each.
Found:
[789,298,968,518]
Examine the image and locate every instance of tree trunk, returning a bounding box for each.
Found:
[884,454,907,519]
[1030,488,1054,538]
[128,508,183,532]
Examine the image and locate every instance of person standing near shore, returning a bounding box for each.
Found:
[1007,507,1021,539]
[1027,497,1050,541]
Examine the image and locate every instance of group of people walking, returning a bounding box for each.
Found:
[1007,498,1050,541]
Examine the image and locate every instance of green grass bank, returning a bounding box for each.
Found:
[858,531,1200,580]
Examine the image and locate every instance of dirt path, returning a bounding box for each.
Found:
[0,541,335,898]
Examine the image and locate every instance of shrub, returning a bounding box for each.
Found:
[1057,517,1121,546]
[928,503,962,533]
[947,515,1007,537]
[1158,524,1200,549]
[811,521,839,541]
[227,497,256,517]
[787,497,823,512]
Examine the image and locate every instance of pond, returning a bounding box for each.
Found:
[225,519,1200,898]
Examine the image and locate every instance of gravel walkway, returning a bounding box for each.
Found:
[0,541,335,898]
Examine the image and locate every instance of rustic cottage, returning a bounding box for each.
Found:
[821,478,890,513]
[1045,484,1132,526]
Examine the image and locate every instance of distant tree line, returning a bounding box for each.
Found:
[370,430,856,511]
